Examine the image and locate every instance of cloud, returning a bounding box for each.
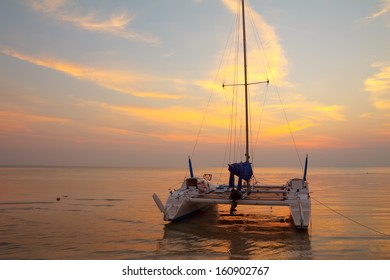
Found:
[28,0,159,44]
[0,47,181,100]
[97,101,237,143]
[95,88,346,147]
[264,97,345,122]
[29,0,67,13]
[362,62,390,141]
[192,1,347,149]
[0,110,69,135]
[364,62,390,109]
[366,0,390,20]
[220,0,288,86]
[253,99,345,147]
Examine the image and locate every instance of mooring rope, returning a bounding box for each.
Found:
[311,196,390,238]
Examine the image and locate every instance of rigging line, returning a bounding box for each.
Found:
[225,7,239,163]
[224,8,241,164]
[229,87,236,162]
[240,2,271,165]
[247,2,269,78]
[253,85,268,160]
[249,88,256,166]
[250,88,262,163]
[247,1,269,159]
[276,88,303,169]
[190,83,213,160]
[239,103,245,162]
[232,15,241,162]
[190,9,240,160]
[312,196,390,238]
[169,181,183,191]
[226,12,242,165]
[255,44,303,169]
[246,0,303,169]
[219,122,231,185]
[222,9,241,108]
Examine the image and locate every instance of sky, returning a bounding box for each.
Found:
[0,0,389,168]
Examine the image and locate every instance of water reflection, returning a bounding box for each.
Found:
[157,206,312,260]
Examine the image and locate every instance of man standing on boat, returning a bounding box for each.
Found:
[230,187,242,215]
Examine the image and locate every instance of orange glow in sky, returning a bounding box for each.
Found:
[0,0,389,167]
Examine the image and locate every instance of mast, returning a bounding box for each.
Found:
[241,0,250,163]
[226,0,268,190]
[223,0,268,163]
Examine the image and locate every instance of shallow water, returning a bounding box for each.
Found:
[0,166,389,259]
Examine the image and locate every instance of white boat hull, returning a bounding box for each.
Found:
[287,178,311,229]
[153,175,311,229]
[165,193,211,221]
[158,177,216,221]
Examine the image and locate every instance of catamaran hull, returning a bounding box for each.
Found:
[159,177,216,222]
[287,178,311,229]
[153,175,311,230]
[289,199,311,229]
[166,200,212,222]
[164,192,210,221]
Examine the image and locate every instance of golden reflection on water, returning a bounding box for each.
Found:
[1,167,389,259]
[158,205,312,260]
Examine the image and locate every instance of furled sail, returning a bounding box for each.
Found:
[228,161,253,190]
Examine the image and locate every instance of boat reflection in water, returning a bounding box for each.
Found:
[157,205,311,260]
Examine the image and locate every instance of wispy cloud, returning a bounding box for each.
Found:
[363,1,390,141]
[264,98,345,122]
[102,103,198,123]
[0,110,69,135]
[366,0,390,20]
[221,0,288,86]
[0,47,181,100]
[193,1,346,149]
[28,0,159,44]
[100,103,201,138]
[362,62,390,141]
[96,88,346,146]
[254,97,345,146]
[364,62,390,109]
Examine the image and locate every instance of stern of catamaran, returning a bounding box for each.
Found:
[287,178,311,229]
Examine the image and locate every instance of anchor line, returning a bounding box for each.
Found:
[311,196,390,238]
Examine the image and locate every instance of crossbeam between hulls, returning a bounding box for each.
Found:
[256,185,287,188]
[255,190,286,194]
[188,197,290,206]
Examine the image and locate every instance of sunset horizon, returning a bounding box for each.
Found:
[1,0,389,168]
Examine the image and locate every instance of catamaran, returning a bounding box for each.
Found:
[153,0,311,230]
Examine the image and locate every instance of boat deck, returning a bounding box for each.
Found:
[188,185,291,206]
[154,179,311,229]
